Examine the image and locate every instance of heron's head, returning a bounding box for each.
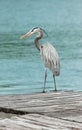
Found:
[20,27,41,39]
[20,27,48,39]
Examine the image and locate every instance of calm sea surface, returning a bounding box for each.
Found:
[0,0,82,94]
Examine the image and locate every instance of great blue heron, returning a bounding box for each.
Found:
[21,27,60,92]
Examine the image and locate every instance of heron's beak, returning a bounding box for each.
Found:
[20,32,31,39]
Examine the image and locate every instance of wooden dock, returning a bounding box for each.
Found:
[0,91,82,129]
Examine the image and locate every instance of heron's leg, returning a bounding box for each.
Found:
[53,74,57,91]
[43,68,47,93]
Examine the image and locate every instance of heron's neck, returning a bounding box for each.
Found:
[34,31,43,51]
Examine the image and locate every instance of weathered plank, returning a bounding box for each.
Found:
[0,91,82,129]
[0,114,82,130]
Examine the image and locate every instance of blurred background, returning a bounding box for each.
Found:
[0,0,82,94]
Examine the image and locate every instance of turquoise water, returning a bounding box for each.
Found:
[0,0,82,94]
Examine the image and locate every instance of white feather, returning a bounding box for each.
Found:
[40,43,60,76]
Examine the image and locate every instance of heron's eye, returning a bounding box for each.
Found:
[31,27,39,32]
[31,29,34,32]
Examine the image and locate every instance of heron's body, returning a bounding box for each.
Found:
[40,42,60,76]
[21,27,60,92]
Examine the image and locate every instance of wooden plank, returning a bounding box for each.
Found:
[0,91,82,128]
[0,114,82,130]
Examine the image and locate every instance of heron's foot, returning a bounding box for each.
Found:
[53,89,57,92]
[42,90,46,93]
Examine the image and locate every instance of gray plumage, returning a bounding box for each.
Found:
[40,43,60,76]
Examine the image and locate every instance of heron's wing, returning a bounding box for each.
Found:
[40,43,60,76]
